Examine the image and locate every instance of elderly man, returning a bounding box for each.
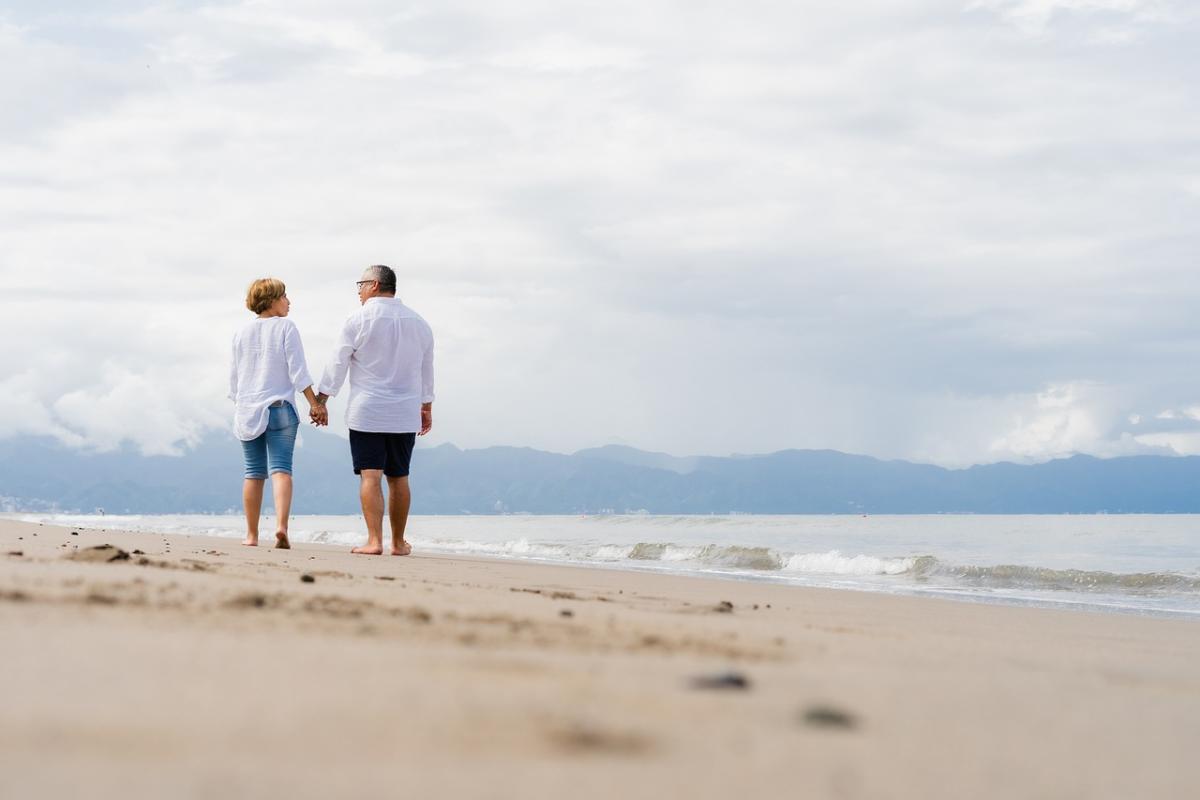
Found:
[316,265,434,555]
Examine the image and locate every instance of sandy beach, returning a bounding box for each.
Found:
[2,517,1198,799]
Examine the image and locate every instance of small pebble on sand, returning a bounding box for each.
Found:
[690,672,750,691]
[801,706,857,730]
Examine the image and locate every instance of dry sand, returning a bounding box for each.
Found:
[2,517,1198,799]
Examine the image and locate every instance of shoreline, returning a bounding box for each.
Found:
[4,517,1200,798]
[7,512,1198,621]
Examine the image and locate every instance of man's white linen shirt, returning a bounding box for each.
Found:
[318,297,435,433]
[228,317,314,441]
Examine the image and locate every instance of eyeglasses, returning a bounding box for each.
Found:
[356,280,376,290]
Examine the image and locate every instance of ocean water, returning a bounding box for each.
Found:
[9,513,1200,619]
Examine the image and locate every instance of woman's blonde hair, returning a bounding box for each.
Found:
[246,278,286,314]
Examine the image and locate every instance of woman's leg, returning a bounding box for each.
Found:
[241,435,268,545]
[265,402,299,549]
[242,479,265,545]
[270,472,293,548]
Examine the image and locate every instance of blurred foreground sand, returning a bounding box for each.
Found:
[2,518,1198,799]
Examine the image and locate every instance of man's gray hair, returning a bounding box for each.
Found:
[365,264,397,294]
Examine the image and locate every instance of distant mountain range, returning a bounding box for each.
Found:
[2,429,1200,514]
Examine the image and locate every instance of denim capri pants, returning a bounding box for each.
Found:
[242,401,299,479]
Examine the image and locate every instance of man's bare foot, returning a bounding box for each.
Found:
[275,532,290,550]
[352,544,384,555]
[391,541,412,556]
[242,536,258,547]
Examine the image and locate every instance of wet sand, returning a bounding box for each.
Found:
[2,517,1198,799]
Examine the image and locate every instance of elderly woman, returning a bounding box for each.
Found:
[229,278,327,548]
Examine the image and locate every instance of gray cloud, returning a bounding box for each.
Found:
[1,0,1197,465]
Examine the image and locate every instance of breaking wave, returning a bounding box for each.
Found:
[909,559,1200,594]
[411,539,1200,598]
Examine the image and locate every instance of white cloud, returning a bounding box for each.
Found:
[989,383,1111,460]
[1132,432,1200,456]
[0,1,1198,464]
[52,365,225,456]
[969,0,1184,35]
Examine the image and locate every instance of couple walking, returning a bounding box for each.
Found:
[228,264,434,555]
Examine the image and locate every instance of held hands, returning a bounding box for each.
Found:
[309,398,329,427]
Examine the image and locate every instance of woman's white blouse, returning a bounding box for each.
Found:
[228,317,313,441]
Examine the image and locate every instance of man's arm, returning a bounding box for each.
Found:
[419,334,434,436]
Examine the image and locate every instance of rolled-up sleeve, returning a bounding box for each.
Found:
[228,336,239,402]
[318,315,358,397]
[420,336,435,404]
[283,322,313,393]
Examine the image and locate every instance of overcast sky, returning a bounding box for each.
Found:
[1,0,1198,466]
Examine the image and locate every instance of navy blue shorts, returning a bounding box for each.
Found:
[349,430,416,477]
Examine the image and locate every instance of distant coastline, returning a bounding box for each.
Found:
[3,430,1200,515]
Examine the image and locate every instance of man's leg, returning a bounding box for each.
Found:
[353,469,385,555]
[386,475,412,556]
[270,472,293,549]
[242,479,265,546]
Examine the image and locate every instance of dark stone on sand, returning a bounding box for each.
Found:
[375,576,395,581]
[71,531,78,536]
[550,724,651,755]
[68,545,130,563]
[132,550,144,555]
[300,574,315,583]
[802,706,857,730]
[689,671,750,691]
[560,609,574,618]
[714,600,734,613]
[6,551,22,557]
[228,593,270,609]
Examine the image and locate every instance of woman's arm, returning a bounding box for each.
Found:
[282,323,325,426]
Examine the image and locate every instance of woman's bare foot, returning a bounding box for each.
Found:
[352,543,383,555]
[391,541,412,556]
[242,536,258,547]
[274,531,290,550]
